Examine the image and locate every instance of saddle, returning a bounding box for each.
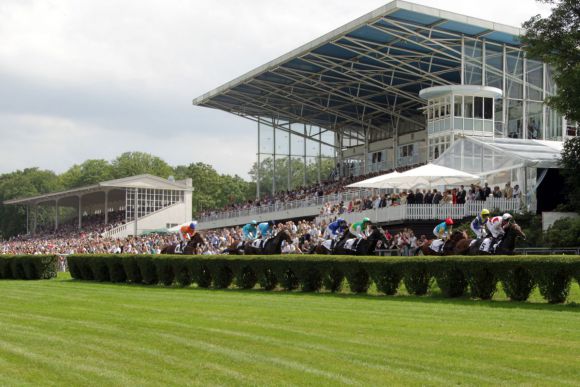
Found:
[250,239,267,249]
[430,239,445,253]
[344,238,362,251]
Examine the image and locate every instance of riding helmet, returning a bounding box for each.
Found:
[445,217,454,225]
[481,208,490,217]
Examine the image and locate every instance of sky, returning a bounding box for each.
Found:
[0,0,553,179]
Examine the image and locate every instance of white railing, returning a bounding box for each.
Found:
[199,189,377,222]
[102,223,128,239]
[316,198,523,225]
[101,202,183,238]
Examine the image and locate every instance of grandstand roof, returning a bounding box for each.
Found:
[192,0,522,135]
[4,174,192,206]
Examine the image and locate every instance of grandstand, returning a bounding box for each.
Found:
[3,175,193,238]
[193,0,575,230]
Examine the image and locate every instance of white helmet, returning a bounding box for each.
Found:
[502,213,513,222]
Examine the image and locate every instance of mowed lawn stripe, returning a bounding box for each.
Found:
[0,276,578,385]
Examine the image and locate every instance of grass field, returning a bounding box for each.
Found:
[1,274,579,386]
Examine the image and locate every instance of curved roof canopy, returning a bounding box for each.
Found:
[4,174,192,206]
[193,0,522,135]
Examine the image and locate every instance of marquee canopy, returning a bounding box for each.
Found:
[433,136,563,175]
[193,0,522,139]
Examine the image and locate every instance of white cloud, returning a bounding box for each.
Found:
[0,0,554,179]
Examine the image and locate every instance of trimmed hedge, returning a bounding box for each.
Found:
[0,255,59,280]
[65,255,580,304]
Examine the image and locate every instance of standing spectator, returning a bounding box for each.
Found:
[457,185,466,204]
[424,189,433,204]
[415,189,424,204]
[493,186,502,198]
[513,184,522,199]
[503,182,514,199]
[451,188,458,204]
[407,190,416,205]
[483,182,492,198]
[432,189,442,204]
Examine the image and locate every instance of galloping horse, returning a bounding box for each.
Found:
[419,230,468,256]
[243,229,293,255]
[161,233,206,255]
[458,221,526,255]
[317,226,389,256]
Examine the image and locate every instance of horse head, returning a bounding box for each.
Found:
[508,222,526,240]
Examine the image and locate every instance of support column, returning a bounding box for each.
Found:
[33,204,38,235]
[288,122,292,191]
[134,188,138,236]
[104,191,109,225]
[272,118,276,194]
[303,124,307,186]
[257,120,261,198]
[54,199,59,231]
[26,205,29,235]
[318,128,322,183]
[78,195,82,230]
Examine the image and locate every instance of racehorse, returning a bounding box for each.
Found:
[419,230,468,256]
[243,229,293,255]
[222,239,245,255]
[161,233,206,255]
[460,221,526,255]
[319,226,389,256]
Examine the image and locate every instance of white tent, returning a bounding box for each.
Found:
[347,164,480,189]
[347,171,400,188]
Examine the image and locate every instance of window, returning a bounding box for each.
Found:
[454,96,462,117]
[484,98,493,119]
[474,97,483,118]
[465,97,474,118]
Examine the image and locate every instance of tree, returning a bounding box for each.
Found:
[248,157,335,196]
[111,152,173,179]
[559,137,580,211]
[60,159,113,189]
[174,162,254,216]
[522,0,580,122]
[0,168,62,238]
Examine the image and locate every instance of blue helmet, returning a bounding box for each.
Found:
[190,221,197,229]
[337,218,345,223]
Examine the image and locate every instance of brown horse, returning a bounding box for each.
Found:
[222,239,245,255]
[243,229,292,255]
[419,230,468,256]
[457,222,526,255]
[161,233,206,255]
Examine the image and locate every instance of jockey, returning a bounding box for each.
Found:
[470,209,491,239]
[257,220,275,239]
[431,218,453,253]
[349,217,372,239]
[481,213,513,253]
[323,218,348,240]
[433,218,454,240]
[178,222,197,250]
[242,220,258,241]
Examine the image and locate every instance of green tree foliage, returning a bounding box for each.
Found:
[0,168,62,238]
[60,159,114,189]
[174,162,254,215]
[111,152,174,179]
[522,0,580,122]
[248,157,335,196]
[559,137,580,211]
[544,216,580,247]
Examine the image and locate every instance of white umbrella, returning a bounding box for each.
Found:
[349,164,480,189]
[346,171,400,188]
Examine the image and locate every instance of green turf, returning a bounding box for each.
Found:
[0,274,579,386]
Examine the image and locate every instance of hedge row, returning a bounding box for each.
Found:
[66,254,580,304]
[0,255,59,280]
